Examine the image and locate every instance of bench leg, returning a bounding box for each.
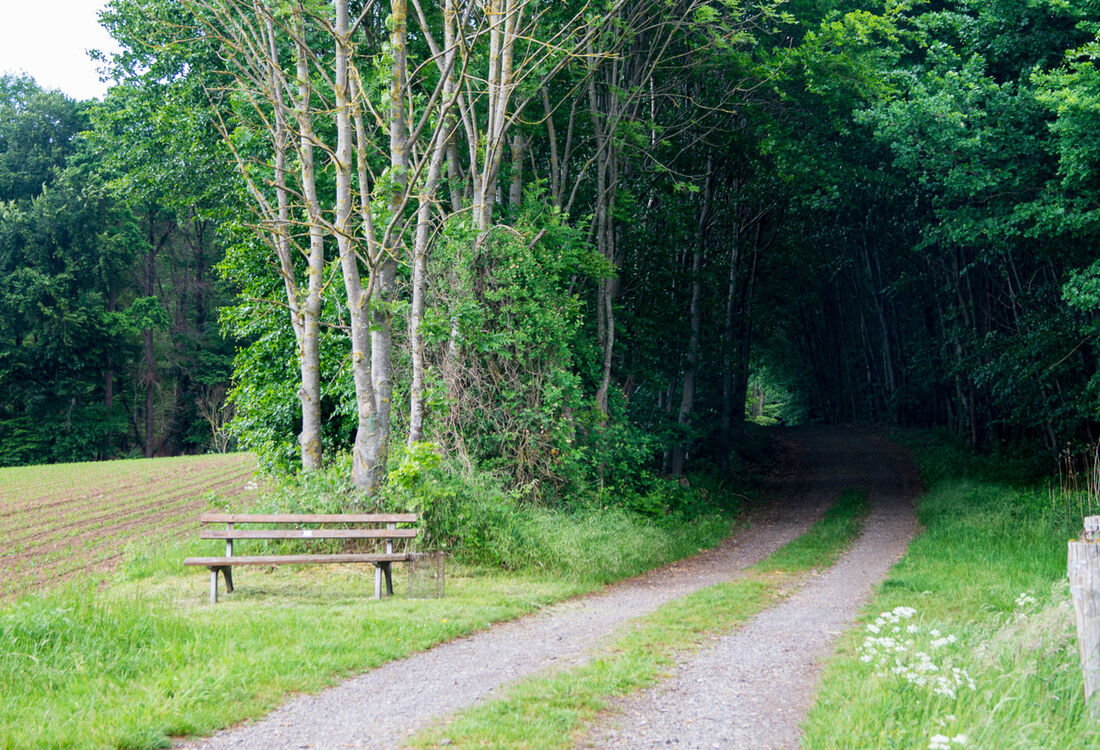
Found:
[208,566,233,604]
[374,564,382,599]
[383,562,393,596]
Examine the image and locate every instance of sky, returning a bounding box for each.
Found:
[0,1,120,101]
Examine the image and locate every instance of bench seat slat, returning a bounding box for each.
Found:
[199,528,418,540]
[184,553,411,566]
[199,513,417,524]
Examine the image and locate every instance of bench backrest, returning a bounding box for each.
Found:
[198,513,419,546]
[200,513,417,524]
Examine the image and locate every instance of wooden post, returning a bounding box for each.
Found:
[1069,515,1100,715]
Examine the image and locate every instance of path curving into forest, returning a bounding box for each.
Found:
[580,426,920,749]
[177,426,918,750]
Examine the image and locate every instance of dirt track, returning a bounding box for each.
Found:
[581,426,919,748]
[180,426,919,750]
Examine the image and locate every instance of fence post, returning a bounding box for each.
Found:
[1069,515,1100,715]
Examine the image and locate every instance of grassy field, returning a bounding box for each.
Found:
[801,432,1097,750]
[0,454,741,750]
[0,453,257,600]
[1,564,589,750]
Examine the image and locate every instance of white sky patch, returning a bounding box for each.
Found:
[0,1,120,101]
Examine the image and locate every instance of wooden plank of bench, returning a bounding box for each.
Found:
[199,528,418,540]
[183,553,411,566]
[199,513,418,524]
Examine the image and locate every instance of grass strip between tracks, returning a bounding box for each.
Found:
[409,488,870,750]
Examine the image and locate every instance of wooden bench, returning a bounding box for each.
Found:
[183,512,418,603]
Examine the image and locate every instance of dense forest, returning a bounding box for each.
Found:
[2,0,1099,502]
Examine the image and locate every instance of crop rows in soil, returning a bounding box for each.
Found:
[0,453,258,599]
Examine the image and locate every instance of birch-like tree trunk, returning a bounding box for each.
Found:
[291,4,325,470]
[408,0,458,447]
[365,0,409,480]
[333,0,382,490]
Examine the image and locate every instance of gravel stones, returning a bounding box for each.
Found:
[580,428,919,749]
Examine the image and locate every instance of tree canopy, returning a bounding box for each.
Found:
[2,0,1099,491]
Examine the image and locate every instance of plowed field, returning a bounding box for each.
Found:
[0,453,257,598]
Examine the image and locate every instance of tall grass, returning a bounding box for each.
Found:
[802,432,1096,750]
[0,568,589,750]
[479,505,732,583]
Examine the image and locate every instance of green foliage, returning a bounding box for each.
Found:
[390,441,444,490]
[0,74,87,202]
[0,138,145,463]
[379,449,735,582]
[429,200,601,490]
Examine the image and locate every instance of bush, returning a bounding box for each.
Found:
[380,447,735,582]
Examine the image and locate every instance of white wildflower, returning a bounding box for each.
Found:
[929,735,952,750]
[857,606,975,697]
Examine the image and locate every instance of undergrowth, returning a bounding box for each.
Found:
[232,450,740,585]
[801,430,1096,750]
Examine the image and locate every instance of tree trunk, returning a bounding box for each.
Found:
[333,0,381,491]
[508,133,526,210]
[142,224,158,459]
[719,202,741,472]
[671,160,714,475]
[365,0,409,484]
[408,27,454,446]
[292,5,324,471]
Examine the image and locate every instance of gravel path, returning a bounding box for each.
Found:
[177,426,916,750]
[580,427,920,749]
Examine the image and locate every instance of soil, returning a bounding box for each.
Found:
[0,454,256,599]
[178,425,919,750]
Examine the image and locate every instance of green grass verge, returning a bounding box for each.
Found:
[0,564,590,750]
[409,489,869,749]
[801,432,1097,750]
